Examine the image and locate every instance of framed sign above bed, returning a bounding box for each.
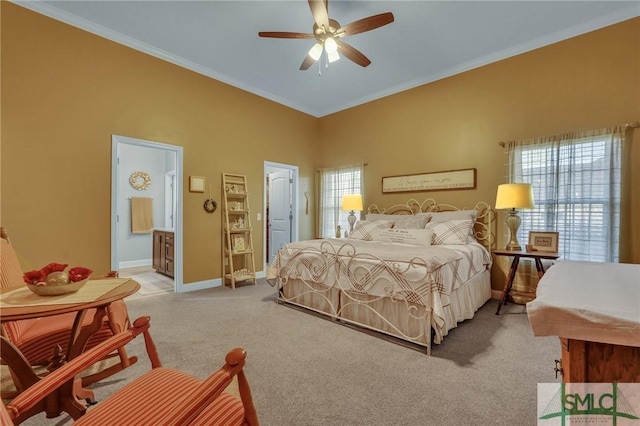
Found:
[382,168,476,193]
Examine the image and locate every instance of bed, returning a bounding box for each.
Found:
[267,199,496,355]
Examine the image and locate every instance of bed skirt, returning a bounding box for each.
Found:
[277,269,491,352]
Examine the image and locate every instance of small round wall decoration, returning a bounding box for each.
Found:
[129,171,151,191]
[203,199,217,213]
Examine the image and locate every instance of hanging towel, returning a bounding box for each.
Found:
[131,197,153,234]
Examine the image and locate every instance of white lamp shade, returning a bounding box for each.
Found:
[327,50,340,63]
[342,194,363,211]
[495,183,534,210]
[308,43,323,61]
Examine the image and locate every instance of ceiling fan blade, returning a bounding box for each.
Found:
[258,32,315,39]
[308,0,330,31]
[336,40,371,67]
[300,55,317,70]
[336,12,394,37]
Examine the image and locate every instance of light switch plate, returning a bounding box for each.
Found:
[257,213,262,221]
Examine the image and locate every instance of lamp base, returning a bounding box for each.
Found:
[347,211,356,233]
[504,209,522,251]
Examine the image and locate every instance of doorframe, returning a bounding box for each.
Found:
[263,161,299,272]
[111,135,184,292]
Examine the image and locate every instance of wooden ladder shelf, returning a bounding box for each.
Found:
[222,173,256,289]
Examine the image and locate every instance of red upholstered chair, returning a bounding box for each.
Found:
[3,317,259,426]
[0,228,137,396]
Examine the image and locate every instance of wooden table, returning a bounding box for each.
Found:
[492,249,560,315]
[0,278,139,423]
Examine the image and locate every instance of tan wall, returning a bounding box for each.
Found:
[2,4,638,291]
[318,18,640,288]
[1,3,319,284]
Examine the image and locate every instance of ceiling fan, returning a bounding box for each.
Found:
[259,0,394,70]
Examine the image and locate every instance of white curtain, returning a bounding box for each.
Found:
[505,127,624,262]
[318,164,364,238]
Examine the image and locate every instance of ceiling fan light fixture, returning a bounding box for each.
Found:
[327,50,340,63]
[324,37,338,54]
[308,42,323,61]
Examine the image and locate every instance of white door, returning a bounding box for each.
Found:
[268,170,292,263]
[164,172,176,229]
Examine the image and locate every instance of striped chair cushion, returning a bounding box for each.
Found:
[9,301,129,365]
[74,368,201,425]
[1,238,25,290]
[190,393,246,426]
[0,238,37,345]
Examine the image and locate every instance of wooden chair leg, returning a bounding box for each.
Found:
[107,304,132,369]
[237,370,259,426]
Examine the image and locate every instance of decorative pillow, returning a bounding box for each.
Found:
[392,214,430,230]
[425,219,474,245]
[366,213,431,229]
[429,210,477,223]
[348,220,393,241]
[373,228,434,246]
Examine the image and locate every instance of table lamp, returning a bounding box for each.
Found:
[495,183,534,251]
[342,194,363,234]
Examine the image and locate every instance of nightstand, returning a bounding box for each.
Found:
[493,249,560,315]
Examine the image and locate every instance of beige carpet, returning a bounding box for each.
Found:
[14,280,559,425]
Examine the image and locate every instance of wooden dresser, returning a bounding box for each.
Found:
[152,229,174,278]
[527,261,640,383]
[559,337,640,382]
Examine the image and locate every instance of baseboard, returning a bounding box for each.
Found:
[177,270,267,293]
[491,289,502,300]
[119,259,152,269]
[177,278,221,293]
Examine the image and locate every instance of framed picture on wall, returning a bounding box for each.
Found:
[528,231,559,253]
[189,176,205,193]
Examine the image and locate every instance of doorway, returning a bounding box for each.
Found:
[264,161,299,270]
[111,135,184,293]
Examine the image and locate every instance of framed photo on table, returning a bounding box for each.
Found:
[528,231,559,252]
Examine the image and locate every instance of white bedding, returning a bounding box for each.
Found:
[527,260,640,347]
[268,238,491,335]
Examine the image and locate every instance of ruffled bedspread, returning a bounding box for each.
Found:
[267,238,491,335]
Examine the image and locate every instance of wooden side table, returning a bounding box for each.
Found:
[493,249,560,315]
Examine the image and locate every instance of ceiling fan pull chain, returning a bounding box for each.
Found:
[318,57,322,76]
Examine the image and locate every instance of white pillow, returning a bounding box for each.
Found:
[348,220,393,241]
[425,220,474,245]
[373,228,433,246]
[429,210,477,223]
[366,213,430,229]
[392,213,430,229]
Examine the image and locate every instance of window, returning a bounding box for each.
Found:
[318,164,363,238]
[507,128,624,262]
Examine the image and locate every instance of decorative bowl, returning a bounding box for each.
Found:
[26,278,89,296]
